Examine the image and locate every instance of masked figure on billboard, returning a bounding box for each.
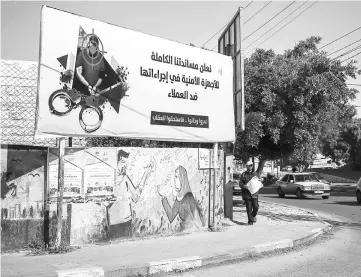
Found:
[75,35,106,96]
[158,166,205,232]
[105,149,155,239]
[48,27,129,133]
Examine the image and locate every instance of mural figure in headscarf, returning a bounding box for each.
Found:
[105,149,155,238]
[158,166,205,232]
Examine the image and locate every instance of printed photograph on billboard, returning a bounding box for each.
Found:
[35,6,235,142]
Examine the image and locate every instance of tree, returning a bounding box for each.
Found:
[341,118,361,170]
[235,36,360,174]
[290,138,319,172]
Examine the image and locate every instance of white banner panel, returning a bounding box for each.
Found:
[36,6,235,142]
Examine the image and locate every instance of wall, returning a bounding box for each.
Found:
[1,146,225,249]
[1,146,48,250]
[68,147,224,245]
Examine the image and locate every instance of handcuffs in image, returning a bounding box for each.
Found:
[48,83,122,133]
[48,32,122,133]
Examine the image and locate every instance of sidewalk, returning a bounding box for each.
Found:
[1,201,332,277]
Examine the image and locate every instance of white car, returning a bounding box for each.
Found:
[276,173,331,199]
[356,177,361,204]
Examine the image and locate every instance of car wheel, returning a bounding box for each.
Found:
[357,190,361,204]
[296,188,303,199]
[322,196,329,199]
[277,187,285,198]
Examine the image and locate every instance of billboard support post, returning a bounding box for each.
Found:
[208,150,211,229]
[211,142,218,230]
[55,137,65,249]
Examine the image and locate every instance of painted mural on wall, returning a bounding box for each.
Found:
[157,166,205,232]
[1,146,225,248]
[1,148,46,220]
[1,147,49,250]
[69,147,224,242]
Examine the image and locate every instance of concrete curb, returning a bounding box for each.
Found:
[54,204,332,277]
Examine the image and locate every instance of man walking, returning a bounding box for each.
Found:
[240,161,259,225]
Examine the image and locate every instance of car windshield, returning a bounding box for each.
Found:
[312,173,322,179]
[294,174,319,182]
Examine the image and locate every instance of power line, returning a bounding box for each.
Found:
[244,1,296,41]
[244,1,273,25]
[202,22,230,48]
[331,44,361,61]
[202,0,254,48]
[340,50,361,63]
[245,1,309,51]
[319,26,361,50]
[246,1,318,55]
[327,38,361,56]
[244,0,254,10]
[347,84,361,87]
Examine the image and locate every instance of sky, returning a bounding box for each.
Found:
[1,0,361,117]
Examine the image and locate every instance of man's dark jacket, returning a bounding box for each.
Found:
[240,170,258,200]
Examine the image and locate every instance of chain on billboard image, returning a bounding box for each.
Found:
[36,6,235,142]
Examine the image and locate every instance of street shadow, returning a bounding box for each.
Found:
[261,195,320,201]
[329,193,356,197]
[257,211,320,223]
[233,199,321,223]
[324,201,361,207]
[232,220,248,226]
[323,219,361,230]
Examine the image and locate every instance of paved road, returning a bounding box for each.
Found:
[258,193,361,223]
[166,192,361,277]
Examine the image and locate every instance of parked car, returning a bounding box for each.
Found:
[356,177,361,204]
[276,173,331,199]
[309,172,331,185]
[232,171,242,195]
[282,165,292,171]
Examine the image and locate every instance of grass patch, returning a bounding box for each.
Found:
[26,238,80,256]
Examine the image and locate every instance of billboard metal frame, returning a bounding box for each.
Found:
[217,8,245,131]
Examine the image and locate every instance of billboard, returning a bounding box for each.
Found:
[35,6,235,142]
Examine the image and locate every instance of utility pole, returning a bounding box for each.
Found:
[55,137,65,249]
[239,6,245,131]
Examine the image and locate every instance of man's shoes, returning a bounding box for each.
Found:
[253,216,257,223]
[248,222,253,225]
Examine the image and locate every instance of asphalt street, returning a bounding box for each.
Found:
[258,193,361,223]
[166,192,361,277]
